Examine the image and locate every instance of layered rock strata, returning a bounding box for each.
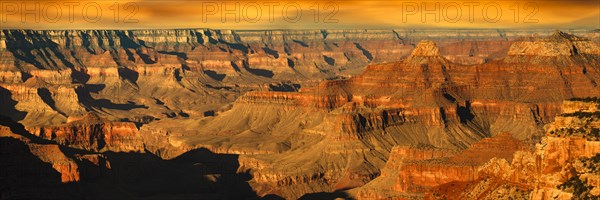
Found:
[171,31,600,198]
[427,98,600,199]
[1,29,600,199]
[27,113,144,152]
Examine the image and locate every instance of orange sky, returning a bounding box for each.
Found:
[1,0,598,29]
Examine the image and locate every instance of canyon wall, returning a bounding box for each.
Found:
[427,99,600,200]
[1,29,600,199]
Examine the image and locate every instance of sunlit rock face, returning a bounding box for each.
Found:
[426,98,600,200]
[508,31,600,56]
[27,113,145,152]
[1,29,599,199]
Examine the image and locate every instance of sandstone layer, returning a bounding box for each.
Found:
[427,98,600,200]
[1,29,600,199]
[169,31,600,199]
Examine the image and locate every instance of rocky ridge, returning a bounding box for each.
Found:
[427,98,600,199]
[168,31,600,198]
[1,29,600,199]
[27,112,145,152]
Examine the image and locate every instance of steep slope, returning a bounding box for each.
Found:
[428,98,600,200]
[1,29,600,199]
[354,132,531,199]
[151,31,600,198]
[27,112,145,152]
[0,122,261,199]
[1,29,598,129]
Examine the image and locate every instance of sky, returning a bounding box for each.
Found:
[1,0,599,29]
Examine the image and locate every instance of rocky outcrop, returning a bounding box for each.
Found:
[2,29,597,78]
[1,29,597,128]
[0,124,256,199]
[173,31,600,199]
[0,126,80,183]
[235,32,598,143]
[354,132,530,199]
[508,31,600,56]
[27,113,144,152]
[2,29,600,199]
[411,41,442,57]
[428,98,600,199]
[561,97,600,113]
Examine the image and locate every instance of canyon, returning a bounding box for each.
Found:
[1,28,600,199]
[426,98,600,199]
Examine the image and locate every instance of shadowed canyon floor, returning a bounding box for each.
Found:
[1,29,600,199]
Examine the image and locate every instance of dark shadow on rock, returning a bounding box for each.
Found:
[181,63,191,71]
[202,30,219,45]
[321,30,329,39]
[0,86,27,121]
[287,58,295,68]
[71,69,91,84]
[230,61,242,72]
[69,148,261,199]
[4,30,76,70]
[116,31,140,62]
[174,69,183,82]
[0,116,53,145]
[178,111,190,117]
[94,152,222,199]
[204,70,226,81]
[172,148,257,199]
[269,83,301,92]
[354,43,373,61]
[192,31,205,44]
[73,154,111,181]
[260,194,286,200]
[75,86,147,111]
[20,72,33,82]
[0,137,81,200]
[95,100,147,110]
[443,93,457,103]
[3,30,56,70]
[136,47,158,64]
[158,50,188,60]
[293,40,309,47]
[323,55,335,66]
[440,107,448,125]
[203,110,215,117]
[263,47,279,59]
[117,67,139,84]
[243,61,274,78]
[246,68,274,78]
[80,32,99,55]
[218,39,249,54]
[37,88,66,116]
[0,86,55,144]
[83,84,106,93]
[204,84,233,90]
[457,101,475,123]
[1,121,261,200]
[298,191,354,200]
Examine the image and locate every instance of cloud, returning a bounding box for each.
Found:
[0,0,597,29]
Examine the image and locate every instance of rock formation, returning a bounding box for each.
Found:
[427,98,600,199]
[353,132,531,199]
[0,125,81,183]
[171,31,599,198]
[1,29,600,199]
[0,120,258,199]
[27,112,145,152]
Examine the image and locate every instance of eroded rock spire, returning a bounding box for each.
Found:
[410,40,441,57]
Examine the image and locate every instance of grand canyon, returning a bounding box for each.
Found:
[1,28,600,200]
